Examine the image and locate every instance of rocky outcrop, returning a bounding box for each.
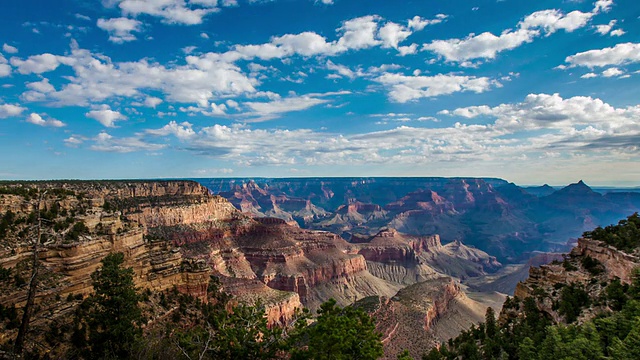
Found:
[512,235,640,324]
[362,277,491,360]
[571,238,639,283]
[353,228,501,282]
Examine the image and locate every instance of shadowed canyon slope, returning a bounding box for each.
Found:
[0,180,506,355]
[200,177,640,262]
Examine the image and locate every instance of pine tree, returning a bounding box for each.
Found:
[76,252,142,358]
[290,299,383,360]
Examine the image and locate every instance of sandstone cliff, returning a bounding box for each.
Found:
[359,277,493,360]
[513,235,640,324]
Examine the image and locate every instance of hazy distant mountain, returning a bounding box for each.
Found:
[196,178,640,263]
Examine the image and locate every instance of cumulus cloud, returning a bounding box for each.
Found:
[593,0,613,13]
[378,22,412,49]
[97,17,143,43]
[610,29,625,37]
[423,5,598,63]
[602,67,624,77]
[20,42,257,107]
[64,136,85,147]
[81,91,639,173]
[441,93,640,136]
[0,54,10,77]
[144,96,163,108]
[326,60,363,79]
[86,105,127,127]
[374,72,499,102]
[145,120,196,139]
[243,94,331,122]
[106,0,219,25]
[594,19,616,35]
[408,14,447,31]
[2,44,18,54]
[91,131,165,153]
[0,103,26,118]
[26,113,65,127]
[10,53,70,74]
[565,42,640,68]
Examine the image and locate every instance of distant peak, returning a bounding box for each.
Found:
[552,179,599,197]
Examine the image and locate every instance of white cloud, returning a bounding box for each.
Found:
[315,0,333,4]
[378,22,412,49]
[243,95,330,122]
[0,103,26,118]
[86,105,127,127]
[423,28,537,63]
[610,29,625,37]
[145,120,196,140]
[581,72,598,78]
[602,67,624,77]
[26,113,65,127]
[408,14,447,31]
[97,17,143,43]
[21,42,257,107]
[64,136,85,147]
[2,44,18,54]
[208,102,227,115]
[10,53,68,74]
[326,60,362,79]
[519,9,593,33]
[75,13,91,21]
[374,72,499,102]
[423,6,596,63]
[336,15,382,50]
[109,0,220,25]
[26,78,55,93]
[182,45,197,54]
[397,44,418,56]
[0,54,10,77]
[442,93,640,134]
[594,0,613,13]
[97,91,640,172]
[91,131,165,153]
[144,96,163,108]
[594,19,616,35]
[200,32,209,39]
[565,42,640,68]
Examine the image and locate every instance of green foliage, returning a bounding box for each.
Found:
[581,256,605,275]
[0,186,38,199]
[557,283,590,323]
[397,350,414,360]
[289,298,383,360]
[74,252,142,358]
[66,221,89,241]
[0,210,16,239]
[605,278,629,311]
[430,262,640,360]
[583,213,640,252]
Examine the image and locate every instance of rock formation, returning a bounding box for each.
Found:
[359,277,493,359]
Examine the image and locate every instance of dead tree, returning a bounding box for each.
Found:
[14,191,46,355]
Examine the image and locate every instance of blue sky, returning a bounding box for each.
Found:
[0,0,639,185]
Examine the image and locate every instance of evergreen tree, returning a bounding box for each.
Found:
[290,299,383,360]
[76,252,142,358]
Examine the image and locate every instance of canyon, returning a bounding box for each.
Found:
[206,177,640,262]
[0,180,509,358]
[2,178,638,358]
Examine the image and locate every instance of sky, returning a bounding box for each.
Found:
[0,0,639,186]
